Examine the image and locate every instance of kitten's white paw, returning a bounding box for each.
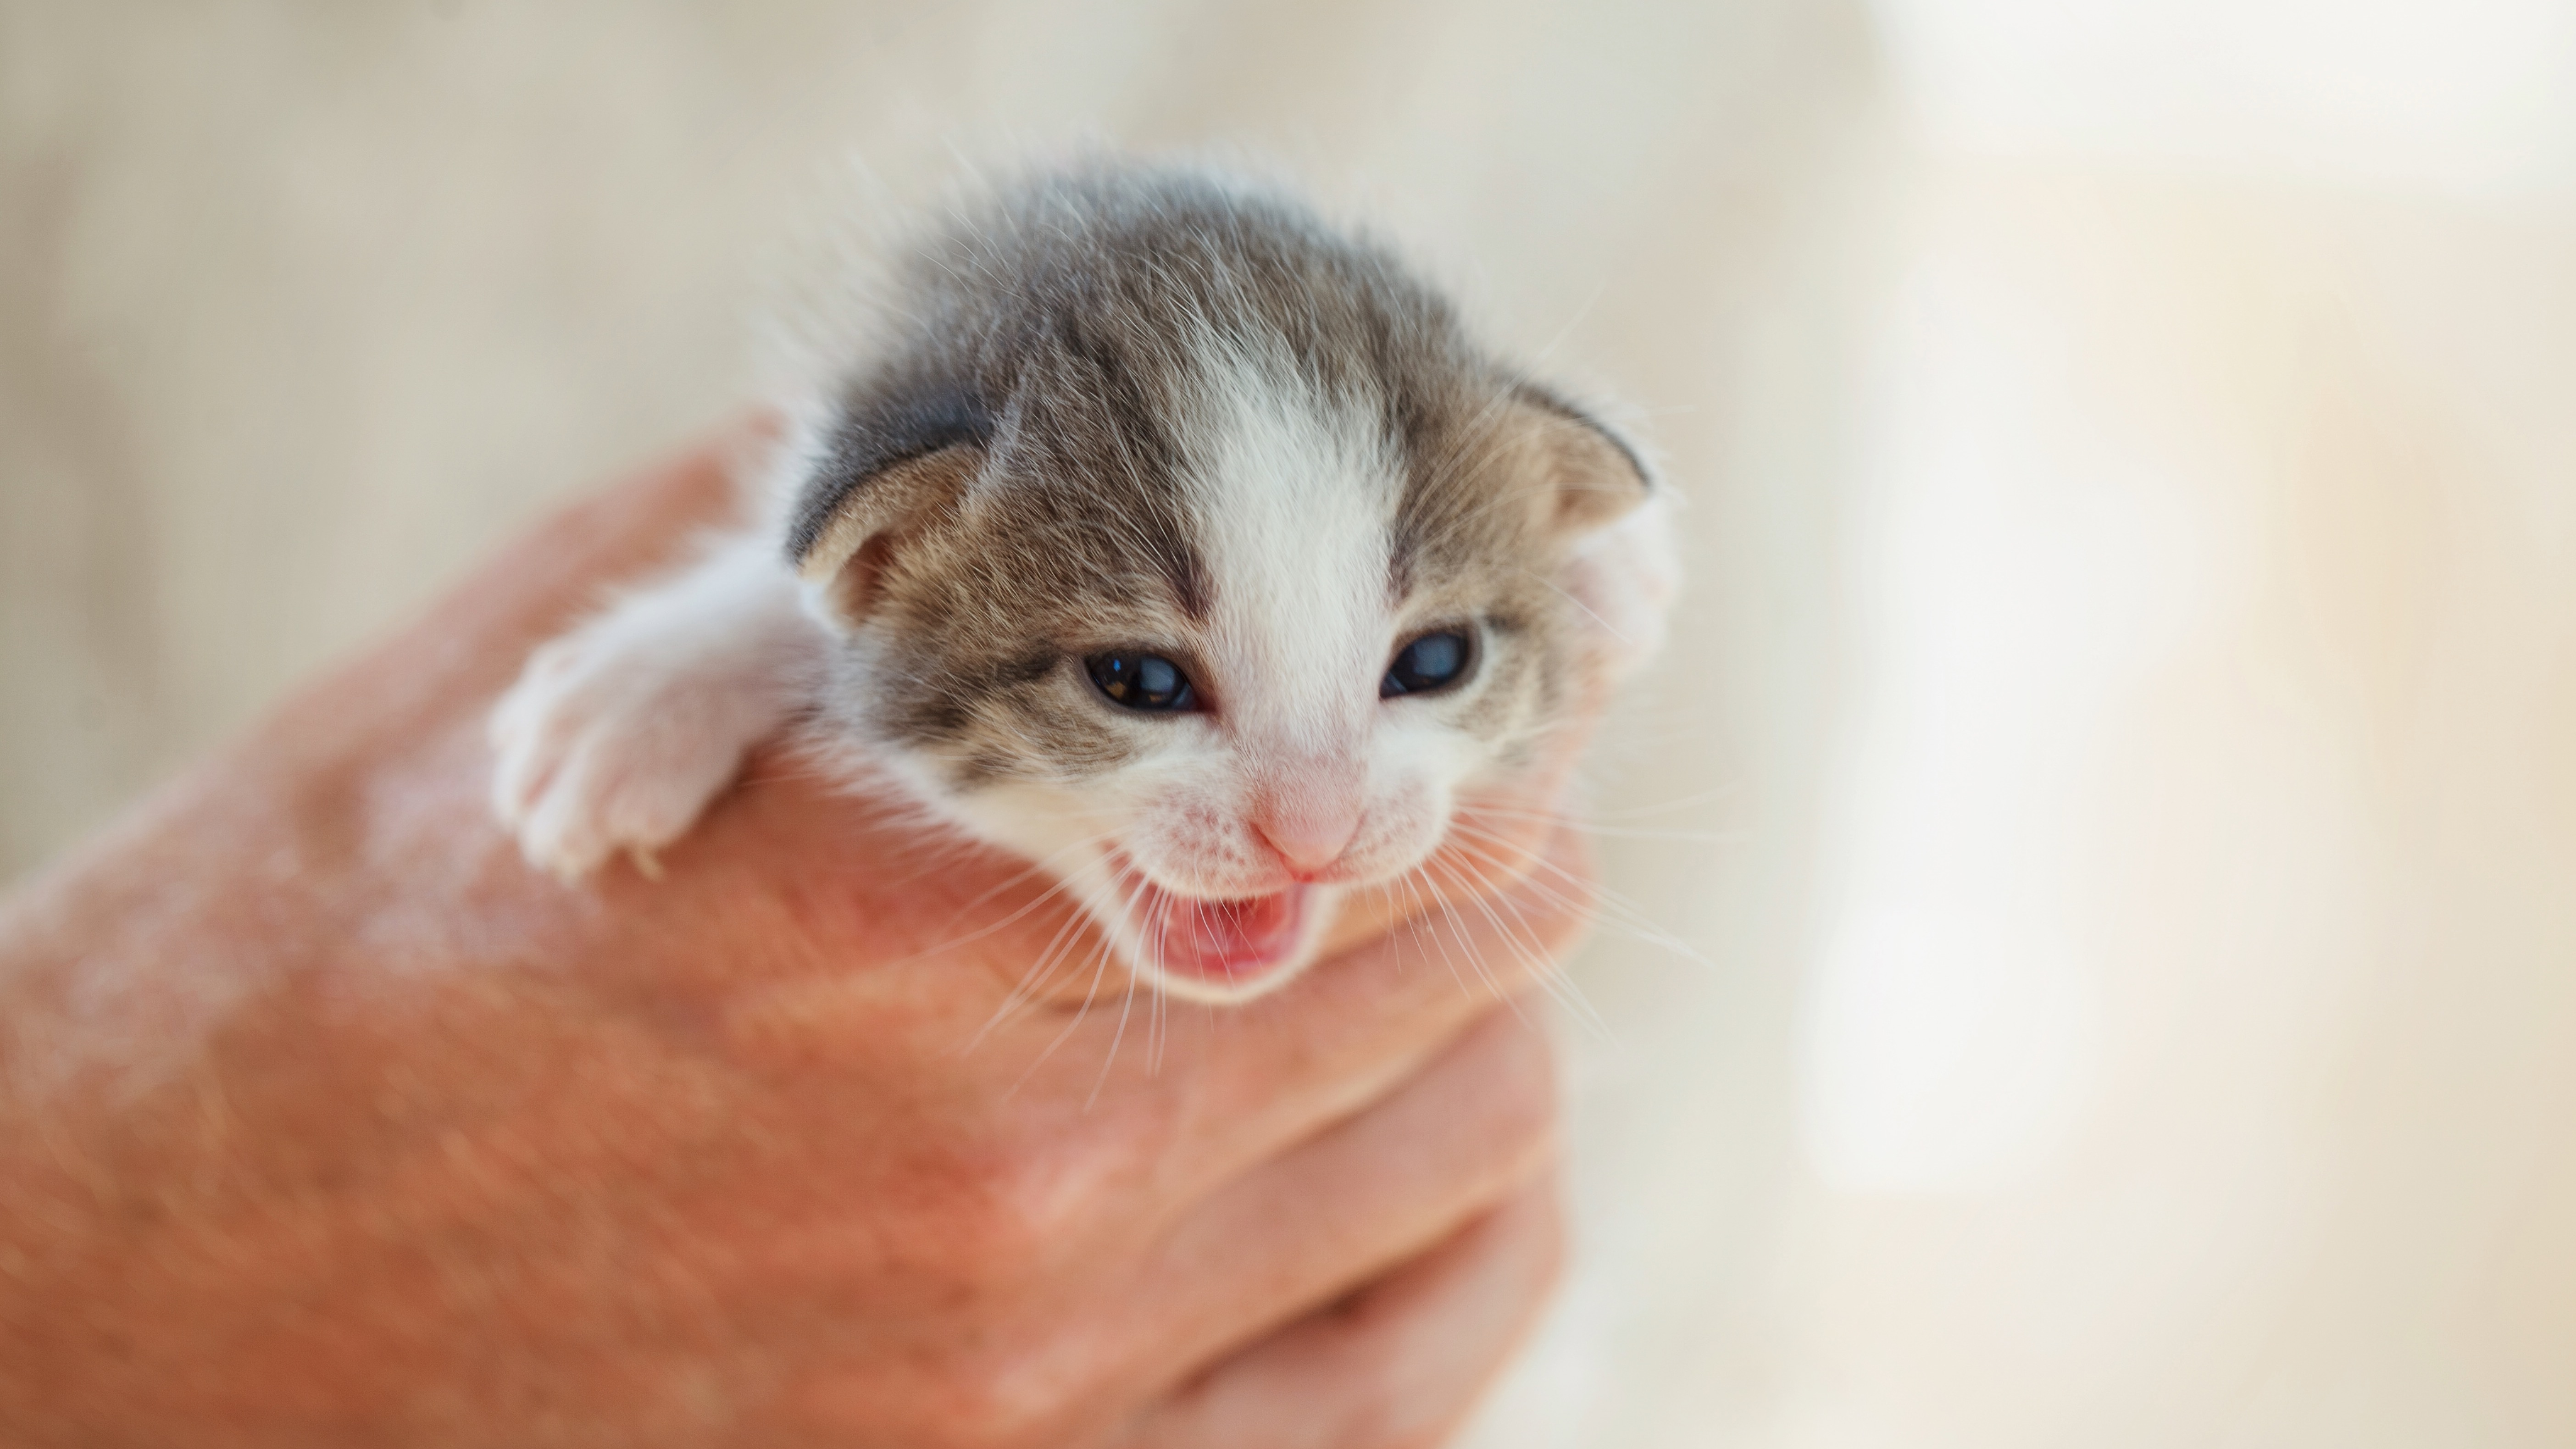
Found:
[488,555,812,879]
[488,639,764,878]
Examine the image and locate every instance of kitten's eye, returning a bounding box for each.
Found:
[1382,629,1476,698]
[1086,652,1198,712]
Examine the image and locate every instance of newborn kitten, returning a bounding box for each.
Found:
[490,161,1674,1003]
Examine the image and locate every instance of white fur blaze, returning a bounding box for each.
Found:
[1187,338,1401,760]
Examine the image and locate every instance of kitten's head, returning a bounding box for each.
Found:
[784,165,1656,1002]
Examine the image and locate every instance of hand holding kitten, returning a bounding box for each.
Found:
[0,429,1598,1448]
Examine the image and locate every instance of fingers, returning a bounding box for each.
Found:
[912,816,1594,1218]
[1132,1004,1560,1388]
[1125,1177,1567,1449]
[721,810,1597,1208]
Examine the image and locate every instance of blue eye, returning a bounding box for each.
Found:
[1382,630,1475,698]
[1087,652,1197,712]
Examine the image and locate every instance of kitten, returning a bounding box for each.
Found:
[489,160,1675,1003]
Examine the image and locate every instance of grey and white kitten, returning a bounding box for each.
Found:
[490,160,1675,1003]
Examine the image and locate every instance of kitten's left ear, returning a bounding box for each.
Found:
[1506,384,1656,540]
[789,444,983,636]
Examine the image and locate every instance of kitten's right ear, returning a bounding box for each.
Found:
[1505,383,1656,541]
[790,444,982,635]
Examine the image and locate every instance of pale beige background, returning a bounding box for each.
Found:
[7,3,2576,1446]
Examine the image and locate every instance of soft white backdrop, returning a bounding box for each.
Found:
[6,4,2573,1445]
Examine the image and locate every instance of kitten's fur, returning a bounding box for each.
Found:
[490,160,1674,1002]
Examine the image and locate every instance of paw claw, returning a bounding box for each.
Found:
[486,595,797,881]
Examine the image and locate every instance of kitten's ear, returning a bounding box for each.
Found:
[1508,385,1655,539]
[790,444,982,635]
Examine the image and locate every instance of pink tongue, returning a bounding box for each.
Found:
[1151,887,1308,978]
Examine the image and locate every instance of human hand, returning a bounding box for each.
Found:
[0,425,1597,1448]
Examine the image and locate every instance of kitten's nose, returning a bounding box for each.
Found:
[1253,788,1364,878]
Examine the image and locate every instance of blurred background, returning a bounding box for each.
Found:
[6,2,2575,1444]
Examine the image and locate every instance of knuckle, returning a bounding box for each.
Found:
[932,1174,1051,1285]
[1466,1018,1562,1162]
[915,1134,1101,1289]
[910,1356,1067,1449]
[1531,1193,1571,1288]
[1311,1368,1450,1449]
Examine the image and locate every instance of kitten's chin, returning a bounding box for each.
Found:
[1105,855,1333,1004]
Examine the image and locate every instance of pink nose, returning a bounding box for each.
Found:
[1254,799,1363,877]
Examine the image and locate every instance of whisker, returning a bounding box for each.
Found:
[910,830,1121,963]
[1395,865,1478,1004]
[1445,820,1715,974]
[1427,850,1615,1042]
[1432,830,1607,1021]
[1418,852,1547,1033]
[1003,871,1141,1100]
[1482,870,1621,1045]
[1526,568,1632,649]
[964,859,1117,1053]
[1089,969,1142,1110]
[1448,817,1684,931]
[1462,805,1739,845]
[1149,951,1169,1076]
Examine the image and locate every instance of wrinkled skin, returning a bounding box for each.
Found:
[0,425,1599,1449]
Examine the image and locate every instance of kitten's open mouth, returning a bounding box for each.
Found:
[1109,856,1315,984]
